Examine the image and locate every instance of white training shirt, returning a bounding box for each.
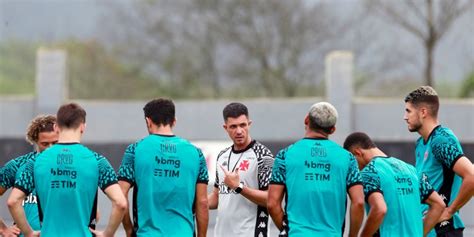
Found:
[214,140,274,237]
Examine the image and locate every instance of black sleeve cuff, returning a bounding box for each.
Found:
[347,181,363,190]
[13,184,31,196]
[269,181,285,185]
[196,180,209,184]
[101,180,118,192]
[421,189,435,204]
[449,154,464,170]
[118,176,135,186]
[365,190,383,203]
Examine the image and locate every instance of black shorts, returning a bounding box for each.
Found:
[437,228,463,237]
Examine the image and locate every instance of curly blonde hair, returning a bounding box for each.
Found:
[26,115,56,145]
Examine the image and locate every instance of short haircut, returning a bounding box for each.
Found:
[223,102,248,121]
[143,98,175,126]
[343,132,377,151]
[308,102,338,134]
[26,115,56,144]
[404,86,439,117]
[57,103,86,129]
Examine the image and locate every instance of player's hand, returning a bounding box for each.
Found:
[220,165,240,190]
[438,207,453,222]
[0,224,21,237]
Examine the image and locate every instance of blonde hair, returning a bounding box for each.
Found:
[26,115,56,144]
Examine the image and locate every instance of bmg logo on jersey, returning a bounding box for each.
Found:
[51,168,77,179]
[50,168,77,189]
[154,156,181,178]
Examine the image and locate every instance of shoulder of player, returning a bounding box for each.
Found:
[251,140,274,158]
[8,151,36,167]
[216,146,232,161]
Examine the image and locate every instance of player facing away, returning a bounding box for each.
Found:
[404,86,474,237]
[268,102,365,237]
[344,132,445,237]
[0,115,58,237]
[8,103,127,237]
[117,98,209,237]
[208,102,274,237]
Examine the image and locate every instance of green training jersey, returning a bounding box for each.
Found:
[15,143,118,237]
[117,134,209,237]
[270,138,362,237]
[415,125,465,236]
[361,156,434,236]
[0,152,40,236]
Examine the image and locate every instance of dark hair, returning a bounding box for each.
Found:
[57,103,86,129]
[223,102,248,121]
[143,98,175,126]
[26,115,56,144]
[404,86,439,117]
[343,132,377,150]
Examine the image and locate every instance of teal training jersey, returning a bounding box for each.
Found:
[0,152,41,236]
[361,156,434,236]
[415,125,465,236]
[117,134,209,237]
[15,143,118,237]
[270,138,362,237]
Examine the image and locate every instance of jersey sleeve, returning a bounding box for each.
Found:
[419,173,435,203]
[196,148,209,184]
[270,148,287,185]
[431,134,464,170]
[0,159,18,189]
[117,143,137,186]
[97,154,118,191]
[346,154,363,189]
[361,162,382,202]
[13,159,35,195]
[257,146,274,190]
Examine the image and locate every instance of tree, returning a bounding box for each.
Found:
[366,0,474,87]
[459,70,474,97]
[100,0,338,97]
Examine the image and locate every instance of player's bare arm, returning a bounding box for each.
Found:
[207,187,219,210]
[440,156,474,221]
[423,191,444,236]
[7,188,38,237]
[267,184,285,231]
[90,183,126,237]
[195,183,209,237]
[220,165,268,207]
[348,184,364,237]
[361,192,386,237]
[118,180,134,237]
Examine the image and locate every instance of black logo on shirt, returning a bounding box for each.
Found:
[154,156,180,178]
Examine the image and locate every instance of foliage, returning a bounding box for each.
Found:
[459,71,474,98]
[0,41,36,95]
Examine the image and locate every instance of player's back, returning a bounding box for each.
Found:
[283,138,358,236]
[131,134,206,236]
[366,157,423,236]
[34,143,102,237]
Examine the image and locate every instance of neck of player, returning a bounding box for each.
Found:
[149,125,174,136]
[304,130,328,139]
[234,137,252,151]
[58,129,82,143]
[419,118,439,142]
[368,148,387,160]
